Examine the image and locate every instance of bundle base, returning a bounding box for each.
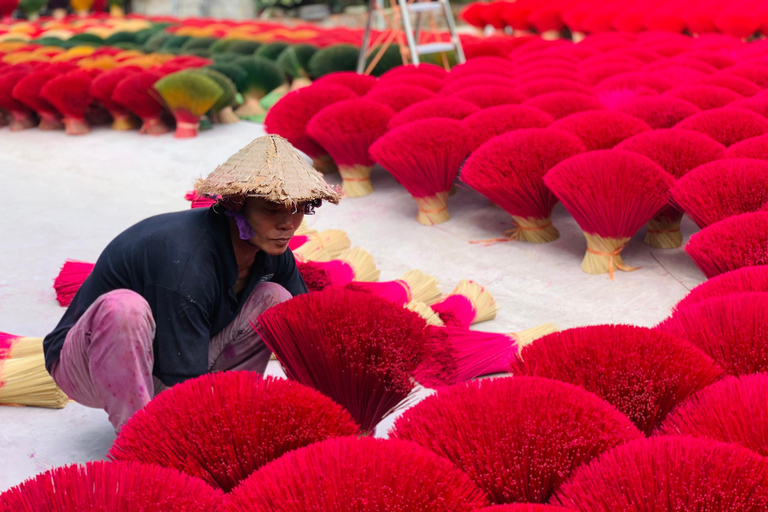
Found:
[289,77,312,91]
[214,106,241,124]
[111,114,140,131]
[644,214,683,249]
[235,97,266,117]
[581,233,635,279]
[140,117,170,135]
[414,192,451,226]
[10,112,36,131]
[511,216,560,243]
[339,164,374,197]
[174,121,199,139]
[312,154,338,174]
[39,115,63,131]
[63,118,90,136]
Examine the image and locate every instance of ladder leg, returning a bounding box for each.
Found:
[440,0,465,63]
[398,0,420,65]
[357,0,375,73]
[413,11,423,47]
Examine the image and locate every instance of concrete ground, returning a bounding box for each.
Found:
[0,122,706,491]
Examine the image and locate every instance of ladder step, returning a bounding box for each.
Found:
[407,2,443,13]
[415,42,456,55]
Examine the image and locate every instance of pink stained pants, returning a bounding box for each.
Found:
[49,282,292,432]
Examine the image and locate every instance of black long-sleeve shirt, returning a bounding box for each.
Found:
[43,207,308,386]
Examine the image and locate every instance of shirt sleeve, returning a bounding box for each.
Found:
[274,249,309,296]
[147,284,212,386]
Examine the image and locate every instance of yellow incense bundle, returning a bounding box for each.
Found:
[0,354,69,409]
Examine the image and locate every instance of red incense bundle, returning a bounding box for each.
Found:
[387,97,479,129]
[474,507,576,512]
[369,118,469,225]
[615,95,700,129]
[313,71,377,95]
[674,107,768,146]
[370,73,443,92]
[684,212,768,277]
[0,332,42,359]
[510,325,723,435]
[184,190,216,209]
[254,288,427,434]
[451,85,526,109]
[461,105,554,152]
[725,134,768,160]
[53,260,94,307]
[522,92,605,120]
[728,95,768,119]
[447,57,516,81]
[344,269,441,307]
[461,128,586,243]
[296,247,379,292]
[670,158,768,228]
[111,71,169,135]
[544,150,674,278]
[594,72,674,95]
[364,84,436,112]
[90,66,141,130]
[659,374,768,456]
[224,437,489,512]
[264,83,358,173]
[664,84,743,110]
[0,67,37,130]
[438,75,517,95]
[109,372,358,492]
[580,62,642,86]
[657,292,768,375]
[430,280,497,328]
[615,129,725,248]
[40,69,93,135]
[289,229,349,261]
[380,63,447,80]
[674,266,768,312]
[726,64,768,88]
[514,78,593,98]
[12,65,73,130]
[391,377,643,505]
[553,437,768,512]
[416,323,559,388]
[0,461,223,511]
[550,110,651,151]
[699,73,761,97]
[306,99,393,197]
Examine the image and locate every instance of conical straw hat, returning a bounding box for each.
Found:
[196,135,341,206]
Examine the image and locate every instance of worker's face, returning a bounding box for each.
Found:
[241,198,304,255]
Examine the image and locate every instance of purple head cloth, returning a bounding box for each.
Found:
[225,210,257,241]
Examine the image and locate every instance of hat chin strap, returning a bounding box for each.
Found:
[225,210,257,241]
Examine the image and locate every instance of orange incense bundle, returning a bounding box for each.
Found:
[90,66,141,130]
[550,110,652,151]
[369,118,470,225]
[306,99,394,197]
[297,247,380,292]
[289,229,350,261]
[615,129,725,248]
[0,332,43,359]
[675,107,768,147]
[461,105,554,153]
[430,279,497,328]
[343,269,441,307]
[111,71,169,135]
[364,84,436,112]
[684,212,768,278]
[522,92,605,120]
[387,97,479,130]
[0,66,37,130]
[40,69,93,135]
[544,150,674,278]
[461,128,586,243]
[53,259,94,307]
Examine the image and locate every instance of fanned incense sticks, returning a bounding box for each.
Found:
[674,266,768,312]
[297,247,380,291]
[289,229,349,261]
[461,105,554,152]
[344,269,441,307]
[53,260,95,307]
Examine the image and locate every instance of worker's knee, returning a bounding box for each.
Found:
[92,289,154,332]
[254,281,293,306]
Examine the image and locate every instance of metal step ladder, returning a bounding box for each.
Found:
[356,0,466,73]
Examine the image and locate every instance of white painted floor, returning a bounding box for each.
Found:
[0,122,706,491]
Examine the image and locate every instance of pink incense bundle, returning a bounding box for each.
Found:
[514,78,593,98]
[727,96,768,120]
[438,75,517,95]
[313,71,377,95]
[224,437,489,512]
[111,71,169,135]
[664,84,743,110]
[183,190,216,209]
[674,107,768,147]
[553,437,768,512]
[615,129,725,248]
[674,266,768,312]
[370,73,443,92]
[593,72,674,95]
[726,64,768,88]
[510,325,723,435]
[0,67,37,130]
[544,150,674,278]
[391,377,643,505]
[657,292,768,375]
[461,128,586,243]
[296,247,379,292]
[387,97,479,129]
[517,68,588,84]
[670,158,768,229]
[54,260,95,307]
[380,63,447,80]
[109,372,359,492]
[363,84,436,112]
[473,507,576,512]
[684,211,768,278]
[446,58,516,81]
[306,99,393,197]
[12,64,74,130]
[369,118,469,225]
[289,229,349,261]
[451,85,526,109]
[40,69,94,135]
[725,134,768,160]
[430,279,497,328]
[0,332,43,359]
[550,110,651,151]
[416,323,559,388]
[522,92,605,120]
[579,62,642,86]
[0,460,223,511]
[255,288,427,434]
[658,374,768,456]
[344,269,441,307]
[614,95,700,129]
[90,66,141,130]
[264,83,358,173]
[699,73,762,97]
[461,105,554,153]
